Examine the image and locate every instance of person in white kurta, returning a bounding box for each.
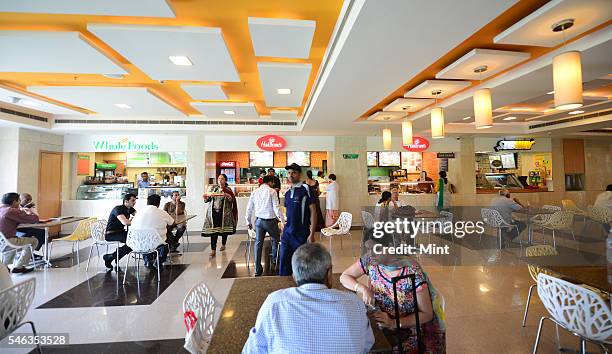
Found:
[325,174,340,227]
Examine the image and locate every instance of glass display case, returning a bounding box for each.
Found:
[76,183,134,200]
[477,173,524,189]
[138,187,186,199]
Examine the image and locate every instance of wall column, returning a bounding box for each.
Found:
[331,136,369,225]
[448,137,476,206]
[186,136,205,231]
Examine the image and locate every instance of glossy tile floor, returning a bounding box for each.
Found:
[5,221,609,354]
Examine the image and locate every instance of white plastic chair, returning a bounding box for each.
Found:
[481,208,520,249]
[0,278,41,353]
[123,229,164,284]
[521,245,558,327]
[321,212,354,258]
[0,232,37,270]
[245,228,280,273]
[539,211,575,249]
[587,206,612,235]
[533,273,612,354]
[531,205,562,242]
[183,281,215,353]
[361,210,374,230]
[85,219,122,272]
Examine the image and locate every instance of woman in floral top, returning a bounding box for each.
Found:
[340,241,446,353]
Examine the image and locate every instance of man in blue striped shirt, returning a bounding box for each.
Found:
[242,243,374,354]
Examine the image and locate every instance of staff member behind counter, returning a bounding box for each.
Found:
[137,172,150,188]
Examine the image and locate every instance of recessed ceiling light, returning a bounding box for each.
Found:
[546,90,554,95]
[114,103,132,109]
[21,100,42,107]
[168,56,193,66]
[568,110,584,115]
[503,116,517,121]
[462,116,471,120]
[103,74,125,79]
[223,110,235,115]
[277,88,292,95]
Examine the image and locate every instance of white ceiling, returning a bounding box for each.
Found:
[257,62,312,107]
[248,17,316,59]
[87,24,240,82]
[0,86,85,115]
[180,84,227,100]
[436,49,530,80]
[367,111,406,122]
[270,110,299,120]
[27,86,183,116]
[301,0,517,134]
[383,98,434,112]
[404,80,471,99]
[0,31,126,74]
[0,0,175,17]
[494,0,612,47]
[190,102,259,119]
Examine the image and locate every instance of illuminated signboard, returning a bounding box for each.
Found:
[494,139,535,151]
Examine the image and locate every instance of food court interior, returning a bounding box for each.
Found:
[0,1,611,353]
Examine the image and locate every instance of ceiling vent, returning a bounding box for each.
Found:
[53,119,298,126]
[528,109,611,130]
[0,107,48,122]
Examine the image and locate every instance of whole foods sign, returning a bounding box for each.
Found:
[256,135,286,151]
[402,136,430,152]
[92,137,160,152]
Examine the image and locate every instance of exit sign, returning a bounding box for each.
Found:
[342,154,359,159]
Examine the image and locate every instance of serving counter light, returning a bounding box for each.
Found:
[430,90,444,139]
[402,118,413,145]
[552,19,583,111]
[473,66,492,129]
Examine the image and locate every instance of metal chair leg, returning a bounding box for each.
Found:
[532,317,548,354]
[115,245,120,272]
[498,228,502,249]
[580,339,586,354]
[123,253,130,284]
[328,236,333,257]
[522,284,536,327]
[76,240,80,266]
[136,254,140,283]
[552,229,557,249]
[156,250,160,283]
[27,321,42,354]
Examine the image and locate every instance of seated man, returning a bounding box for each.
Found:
[242,243,374,354]
[102,193,137,270]
[14,192,45,252]
[130,194,173,270]
[163,191,186,252]
[490,188,526,243]
[0,193,39,274]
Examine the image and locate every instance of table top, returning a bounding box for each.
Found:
[173,214,196,224]
[519,255,609,292]
[18,216,89,228]
[414,210,441,219]
[513,207,557,216]
[207,275,392,353]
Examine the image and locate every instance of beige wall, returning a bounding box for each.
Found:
[331,136,369,223]
[0,127,20,196]
[16,128,64,202]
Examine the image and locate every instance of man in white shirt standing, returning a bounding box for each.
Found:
[246,175,285,276]
[130,194,174,270]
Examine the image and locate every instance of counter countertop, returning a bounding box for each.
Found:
[477,188,550,194]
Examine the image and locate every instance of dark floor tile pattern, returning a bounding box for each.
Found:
[37,264,189,309]
[221,240,279,279]
[28,338,188,354]
[178,242,209,253]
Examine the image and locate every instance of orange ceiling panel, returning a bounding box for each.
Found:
[0,0,344,116]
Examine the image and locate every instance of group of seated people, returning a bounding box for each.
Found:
[0,190,187,275]
[102,191,187,271]
[243,237,446,353]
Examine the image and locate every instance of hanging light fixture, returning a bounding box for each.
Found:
[429,90,445,139]
[551,19,583,110]
[473,65,493,129]
[382,127,392,150]
[402,118,413,146]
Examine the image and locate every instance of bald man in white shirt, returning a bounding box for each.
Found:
[130,194,174,270]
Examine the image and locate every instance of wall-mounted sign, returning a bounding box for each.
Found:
[95,163,116,170]
[77,155,90,175]
[436,152,455,159]
[64,135,187,152]
[402,136,429,152]
[342,154,359,159]
[494,139,535,151]
[219,161,236,168]
[256,135,287,151]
